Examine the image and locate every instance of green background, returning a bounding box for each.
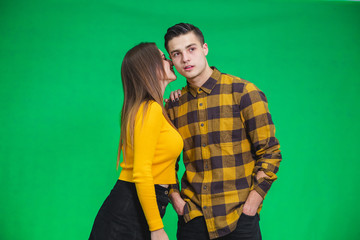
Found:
[1,0,359,239]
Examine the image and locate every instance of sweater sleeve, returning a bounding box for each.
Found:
[165,101,181,196]
[133,102,164,231]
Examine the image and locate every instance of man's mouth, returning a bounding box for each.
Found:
[184,65,194,71]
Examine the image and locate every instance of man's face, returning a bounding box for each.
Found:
[167,32,209,81]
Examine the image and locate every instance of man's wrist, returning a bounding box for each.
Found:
[169,191,182,202]
[243,190,263,215]
[168,188,179,196]
[251,170,272,199]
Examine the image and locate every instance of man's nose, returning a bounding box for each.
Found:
[182,52,190,62]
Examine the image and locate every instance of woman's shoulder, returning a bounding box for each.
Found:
[137,100,163,120]
[144,100,163,112]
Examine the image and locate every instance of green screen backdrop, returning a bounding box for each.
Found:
[1,0,359,239]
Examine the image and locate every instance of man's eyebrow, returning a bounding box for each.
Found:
[170,49,179,55]
[186,43,197,49]
[170,43,197,55]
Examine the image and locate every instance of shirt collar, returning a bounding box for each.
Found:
[187,67,221,97]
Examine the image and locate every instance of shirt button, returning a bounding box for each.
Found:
[162,206,165,210]
[165,190,168,195]
[205,164,208,169]
[203,185,207,190]
[199,103,203,106]
[203,206,207,209]
[202,144,206,147]
[201,123,204,127]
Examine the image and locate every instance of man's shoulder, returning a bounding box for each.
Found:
[165,86,190,110]
[219,72,256,94]
[221,72,250,84]
[165,96,181,111]
[181,86,189,95]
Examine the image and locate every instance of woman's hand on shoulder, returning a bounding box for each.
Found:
[151,228,169,240]
[164,89,182,103]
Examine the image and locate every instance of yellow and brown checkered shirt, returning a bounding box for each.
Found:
[166,67,282,239]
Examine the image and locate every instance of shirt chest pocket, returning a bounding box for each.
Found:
[207,106,243,144]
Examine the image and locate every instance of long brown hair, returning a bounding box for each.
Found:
[117,42,172,168]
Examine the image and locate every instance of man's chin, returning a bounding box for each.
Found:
[180,71,197,80]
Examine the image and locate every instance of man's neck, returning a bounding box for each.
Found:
[187,66,213,88]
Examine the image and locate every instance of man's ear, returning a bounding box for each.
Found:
[203,43,209,56]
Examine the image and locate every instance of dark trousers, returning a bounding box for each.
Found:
[177,214,262,240]
[89,180,169,240]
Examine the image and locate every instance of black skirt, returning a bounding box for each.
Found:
[89,180,170,240]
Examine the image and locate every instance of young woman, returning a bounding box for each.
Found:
[89,43,183,240]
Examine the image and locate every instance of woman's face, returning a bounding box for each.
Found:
[159,49,177,81]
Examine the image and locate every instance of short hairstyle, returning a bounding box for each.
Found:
[164,23,205,52]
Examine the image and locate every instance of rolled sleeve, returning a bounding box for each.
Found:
[240,83,282,199]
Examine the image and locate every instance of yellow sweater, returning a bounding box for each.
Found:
[119,101,183,231]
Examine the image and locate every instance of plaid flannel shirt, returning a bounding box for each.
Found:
[166,67,282,239]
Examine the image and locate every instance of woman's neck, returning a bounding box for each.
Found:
[160,80,171,97]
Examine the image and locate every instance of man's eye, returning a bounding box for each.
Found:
[173,53,179,57]
[189,48,195,52]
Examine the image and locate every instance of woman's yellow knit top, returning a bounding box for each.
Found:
[119,101,183,231]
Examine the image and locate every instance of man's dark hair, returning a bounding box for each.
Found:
[164,23,205,52]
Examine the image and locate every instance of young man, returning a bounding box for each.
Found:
[165,23,282,240]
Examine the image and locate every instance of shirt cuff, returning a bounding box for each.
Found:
[168,183,180,196]
[252,165,278,199]
[253,177,272,199]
